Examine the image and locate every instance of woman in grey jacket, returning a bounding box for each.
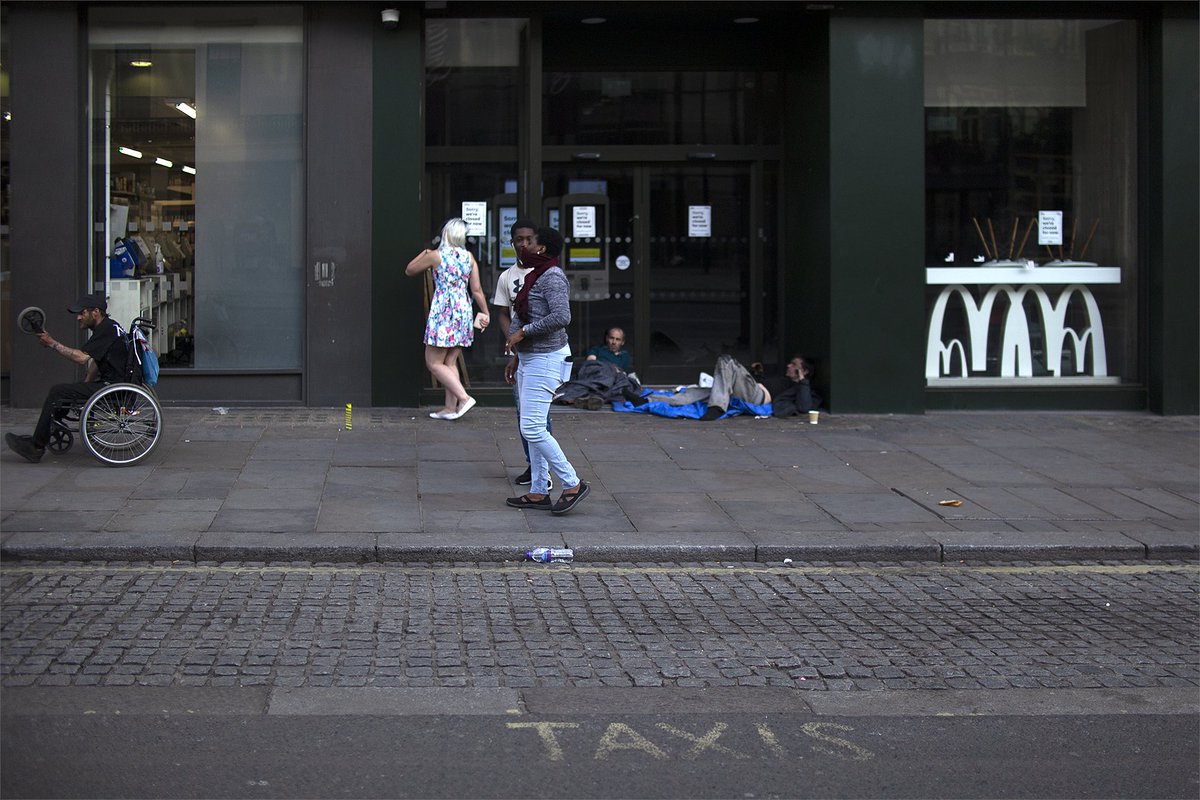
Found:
[503,227,591,515]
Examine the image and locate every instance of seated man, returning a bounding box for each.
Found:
[585,327,632,373]
[753,355,822,418]
[5,294,130,463]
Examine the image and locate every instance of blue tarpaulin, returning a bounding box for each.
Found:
[612,389,771,420]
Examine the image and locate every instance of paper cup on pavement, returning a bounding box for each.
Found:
[808,410,819,425]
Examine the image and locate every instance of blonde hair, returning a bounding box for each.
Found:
[440,218,467,249]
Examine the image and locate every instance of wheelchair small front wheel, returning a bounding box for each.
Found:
[81,383,163,466]
[47,426,74,454]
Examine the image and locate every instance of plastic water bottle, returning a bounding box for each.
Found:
[527,547,573,563]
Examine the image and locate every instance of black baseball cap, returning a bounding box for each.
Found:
[67,294,107,314]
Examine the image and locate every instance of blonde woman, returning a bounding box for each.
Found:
[406,218,490,419]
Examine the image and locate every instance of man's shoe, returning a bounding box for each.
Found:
[5,433,44,463]
[515,467,551,490]
[581,395,605,411]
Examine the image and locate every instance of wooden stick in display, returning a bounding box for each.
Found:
[1045,245,1056,260]
[1069,218,1078,260]
[987,219,999,263]
[1078,218,1100,261]
[1008,218,1019,259]
[972,218,992,259]
[1016,218,1035,259]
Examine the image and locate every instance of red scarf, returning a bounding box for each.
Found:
[514,248,559,322]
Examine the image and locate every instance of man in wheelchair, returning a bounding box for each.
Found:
[6,294,130,463]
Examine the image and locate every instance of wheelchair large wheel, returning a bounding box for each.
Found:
[81,383,162,466]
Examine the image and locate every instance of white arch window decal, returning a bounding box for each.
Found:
[926,272,1115,380]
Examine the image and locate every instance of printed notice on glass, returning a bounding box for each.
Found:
[688,205,712,238]
[462,201,488,237]
[1038,210,1063,246]
[499,207,518,269]
[573,206,596,239]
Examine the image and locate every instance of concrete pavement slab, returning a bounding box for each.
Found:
[807,492,943,524]
[234,461,328,490]
[1114,488,1198,519]
[222,488,322,511]
[209,508,320,533]
[776,466,883,493]
[2,510,111,533]
[18,489,130,512]
[129,468,240,499]
[714,499,838,532]
[317,500,421,532]
[947,487,1070,519]
[104,509,218,533]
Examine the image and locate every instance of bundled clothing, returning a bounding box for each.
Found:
[554,360,642,406]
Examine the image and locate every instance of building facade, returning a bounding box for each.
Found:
[2,1,1196,413]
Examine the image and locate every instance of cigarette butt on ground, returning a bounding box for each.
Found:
[938,499,963,507]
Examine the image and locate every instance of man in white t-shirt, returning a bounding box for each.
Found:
[493,218,552,488]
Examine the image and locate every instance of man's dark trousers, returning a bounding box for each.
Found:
[33,383,102,447]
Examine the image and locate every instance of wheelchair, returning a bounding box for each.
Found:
[20,308,164,467]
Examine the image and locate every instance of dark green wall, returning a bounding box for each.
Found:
[306,3,375,407]
[827,14,926,413]
[1148,13,1200,415]
[372,8,426,406]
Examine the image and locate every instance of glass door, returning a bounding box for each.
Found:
[645,165,755,384]
[542,167,638,370]
[542,163,763,385]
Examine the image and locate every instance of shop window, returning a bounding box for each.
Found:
[89,6,304,370]
[924,20,1139,385]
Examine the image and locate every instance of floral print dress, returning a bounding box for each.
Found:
[423,246,475,348]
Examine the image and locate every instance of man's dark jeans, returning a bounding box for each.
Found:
[33,382,102,447]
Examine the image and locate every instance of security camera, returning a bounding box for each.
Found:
[381,8,400,29]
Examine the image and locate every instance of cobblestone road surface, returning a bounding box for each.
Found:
[2,561,1196,692]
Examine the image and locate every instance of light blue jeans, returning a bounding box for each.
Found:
[513,382,552,464]
[516,346,579,494]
